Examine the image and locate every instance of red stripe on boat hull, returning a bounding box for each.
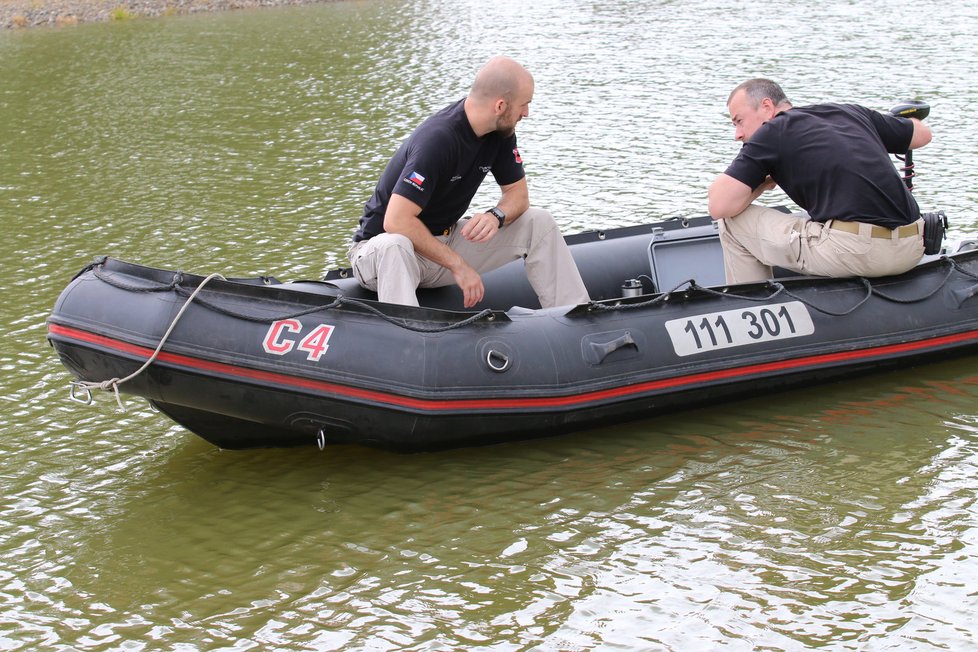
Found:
[47,323,978,412]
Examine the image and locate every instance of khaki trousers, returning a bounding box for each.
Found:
[348,207,590,308]
[718,205,925,284]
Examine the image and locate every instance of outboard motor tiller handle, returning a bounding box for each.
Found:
[889,100,945,254]
[890,100,930,122]
[889,100,930,191]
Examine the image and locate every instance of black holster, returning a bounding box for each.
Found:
[922,211,948,255]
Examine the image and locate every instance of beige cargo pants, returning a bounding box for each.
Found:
[348,207,590,308]
[718,204,925,284]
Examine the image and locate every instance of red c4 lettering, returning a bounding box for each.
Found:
[262,320,336,361]
[297,324,335,362]
[262,319,302,355]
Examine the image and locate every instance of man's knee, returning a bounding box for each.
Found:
[723,204,779,236]
[507,207,561,248]
[350,234,416,289]
[518,207,557,230]
[372,233,414,255]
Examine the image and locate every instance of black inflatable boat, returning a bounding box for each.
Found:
[46,213,978,451]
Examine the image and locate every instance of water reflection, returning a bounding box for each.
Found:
[11,361,971,648]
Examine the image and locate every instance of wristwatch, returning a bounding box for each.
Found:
[487,207,505,228]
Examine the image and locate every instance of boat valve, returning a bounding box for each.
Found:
[621,279,643,298]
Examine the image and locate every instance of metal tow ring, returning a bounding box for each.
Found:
[486,349,511,372]
[69,382,94,406]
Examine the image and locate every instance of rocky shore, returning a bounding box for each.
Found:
[1,0,332,29]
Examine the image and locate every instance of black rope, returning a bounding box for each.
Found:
[589,257,970,318]
[779,278,874,317]
[172,286,344,323]
[949,256,978,282]
[865,259,957,304]
[88,261,495,332]
[88,254,973,332]
[688,281,788,303]
[71,256,108,282]
[174,284,496,333]
[333,298,497,333]
[589,278,790,313]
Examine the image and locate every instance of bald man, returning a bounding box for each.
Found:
[348,56,589,309]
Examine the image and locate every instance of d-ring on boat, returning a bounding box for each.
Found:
[46,102,978,451]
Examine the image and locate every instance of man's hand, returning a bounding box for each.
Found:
[460,212,499,243]
[450,259,485,307]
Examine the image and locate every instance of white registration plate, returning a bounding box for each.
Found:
[665,301,814,357]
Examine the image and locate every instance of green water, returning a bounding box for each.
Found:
[3,0,978,649]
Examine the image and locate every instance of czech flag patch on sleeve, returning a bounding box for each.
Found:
[404,171,426,190]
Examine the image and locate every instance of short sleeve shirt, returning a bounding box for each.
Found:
[724,103,920,229]
[354,99,525,241]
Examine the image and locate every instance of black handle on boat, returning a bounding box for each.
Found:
[889,100,930,121]
[889,100,930,191]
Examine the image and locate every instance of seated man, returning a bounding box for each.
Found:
[708,78,933,284]
[347,55,590,309]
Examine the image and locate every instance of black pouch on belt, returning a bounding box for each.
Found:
[922,211,948,255]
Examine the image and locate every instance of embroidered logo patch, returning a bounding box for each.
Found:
[405,171,426,190]
[513,147,523,164]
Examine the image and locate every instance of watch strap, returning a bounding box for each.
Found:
[487,207,505,228]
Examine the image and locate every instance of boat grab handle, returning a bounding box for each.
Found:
[586,331,638,365]
[951,282,978,308]
[486,349,511,372]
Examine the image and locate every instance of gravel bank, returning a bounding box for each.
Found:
[1,0,333,29]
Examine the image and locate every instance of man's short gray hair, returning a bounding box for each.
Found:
[728,78,790,108]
